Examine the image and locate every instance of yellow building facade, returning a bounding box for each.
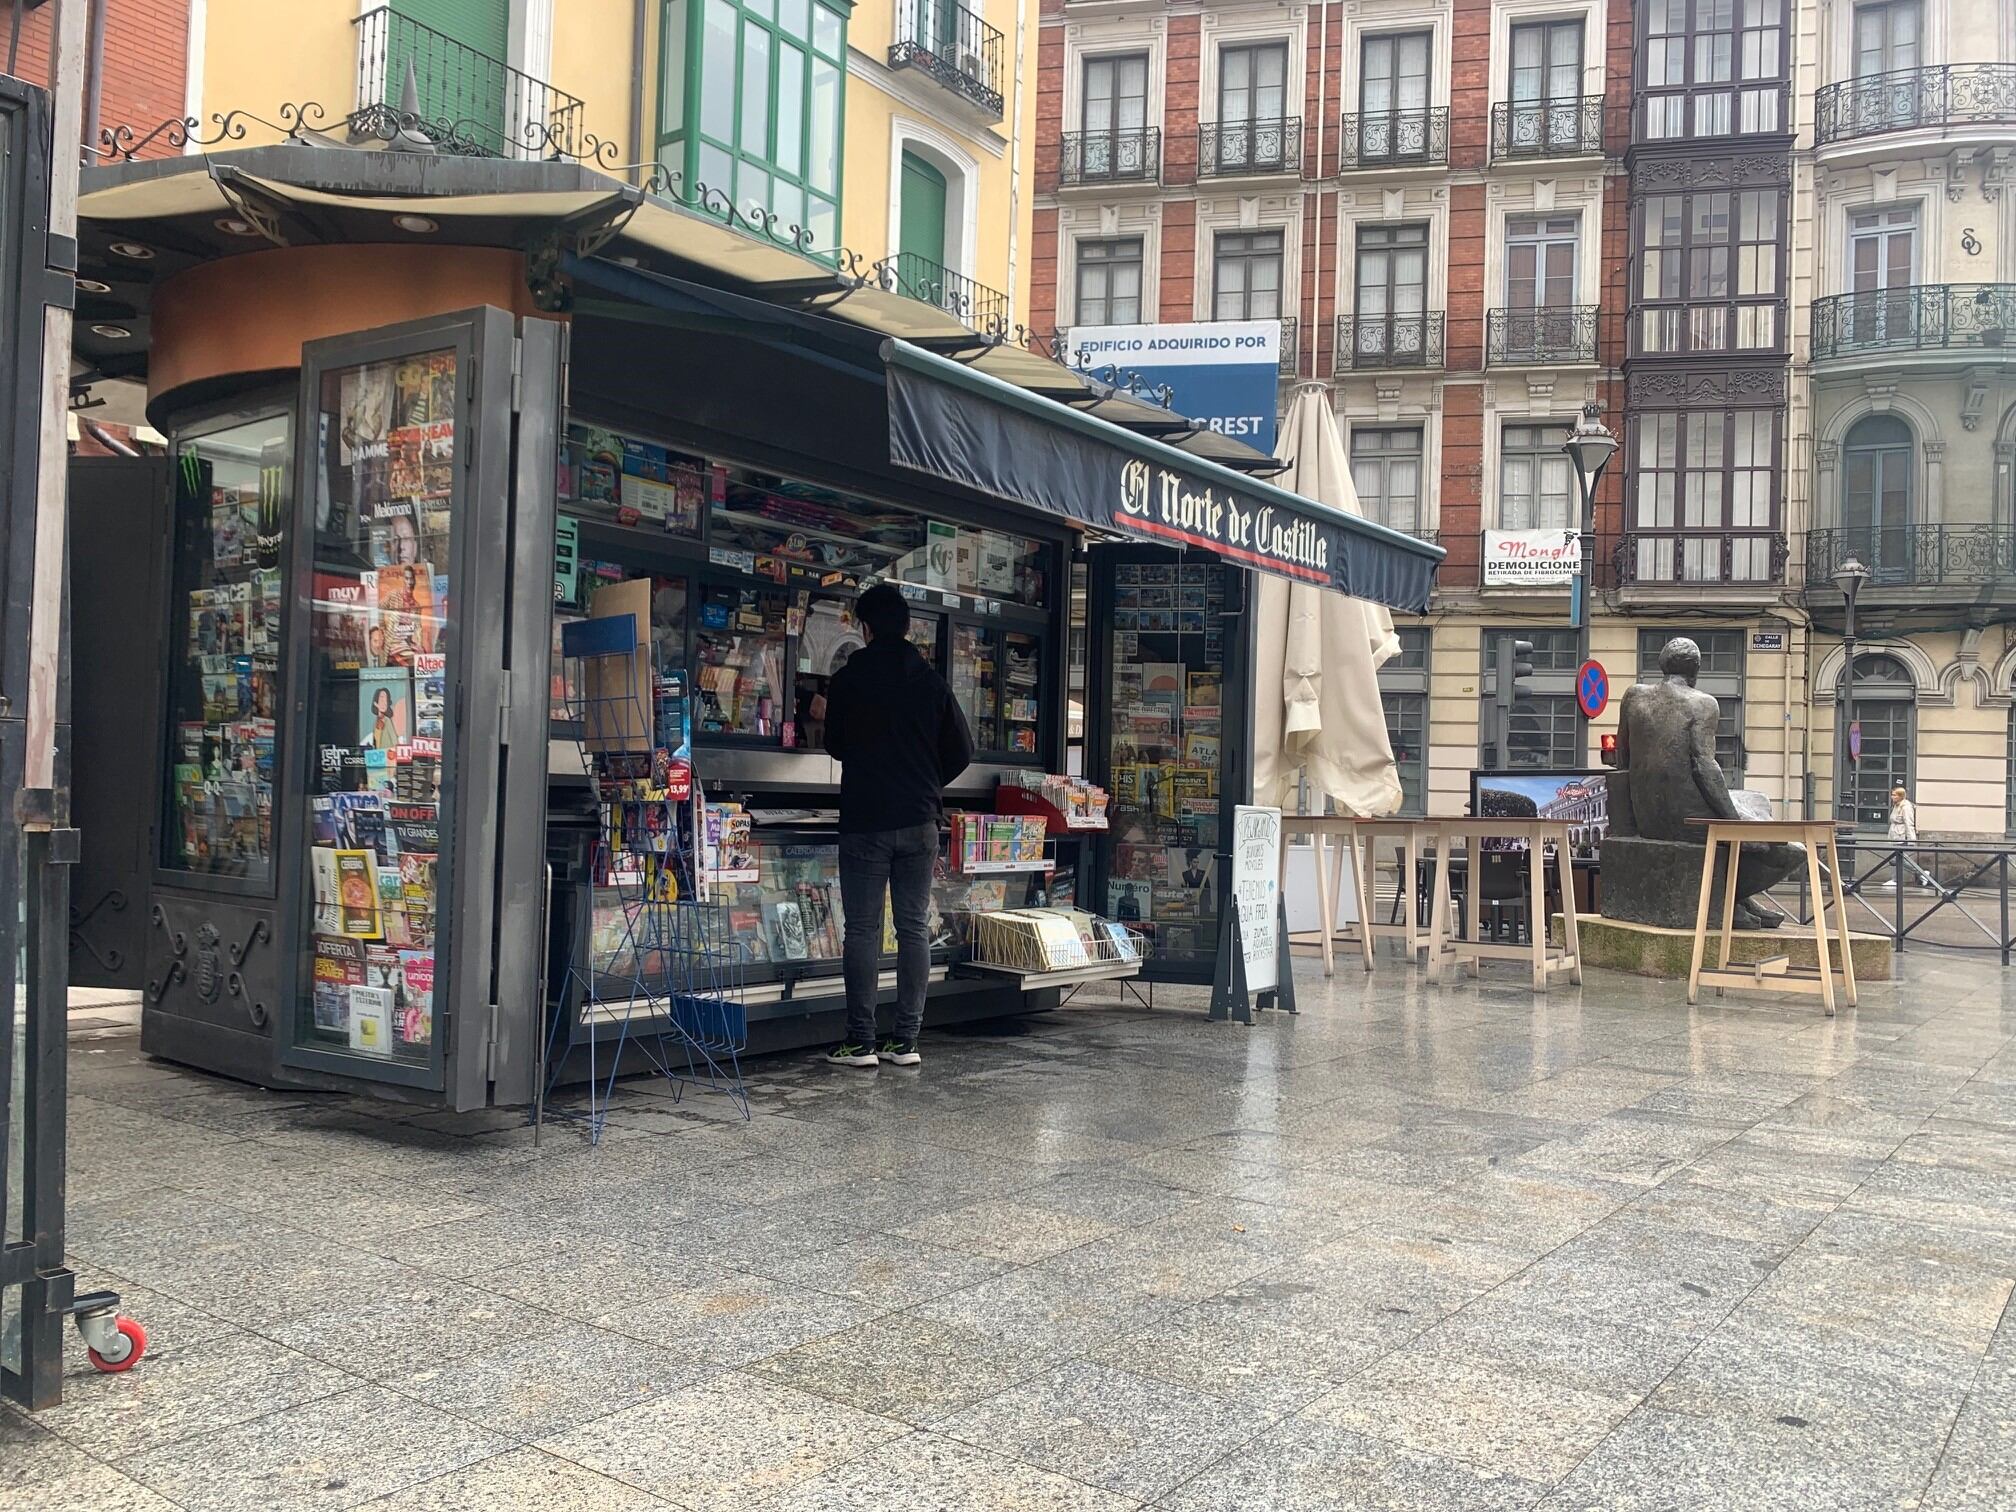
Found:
[189,0,1034,326]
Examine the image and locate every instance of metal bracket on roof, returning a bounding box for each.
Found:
[210,167,292,249]
[527,191,646,312]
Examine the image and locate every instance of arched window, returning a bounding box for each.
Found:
[1842,414,1915,583]
[1839,651,1915,827]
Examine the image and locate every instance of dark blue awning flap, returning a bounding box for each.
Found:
[883,344,1441,613]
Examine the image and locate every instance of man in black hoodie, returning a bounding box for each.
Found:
[816,582,973,1067]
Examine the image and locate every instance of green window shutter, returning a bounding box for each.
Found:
[389,0,513,151]
[899,151,948,269]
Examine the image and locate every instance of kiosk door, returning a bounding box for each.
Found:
[278,309,559,1109]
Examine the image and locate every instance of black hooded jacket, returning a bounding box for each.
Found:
[822,636,974,834]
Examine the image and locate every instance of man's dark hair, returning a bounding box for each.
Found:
[856,582,911,641]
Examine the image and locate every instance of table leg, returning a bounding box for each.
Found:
[1806,837,1837,1017]
[1403,828,1424,962]
[1527,837,1549,991]
[1717,838,1741,972]
[1428,828,1452,983]
[1465,836,1483,980]
[1346,830,1374,974]
[1558,838,1583,985]
[1825,831,1856,1009]
[1687,836,1719,1006]
[1313,831,1336,977]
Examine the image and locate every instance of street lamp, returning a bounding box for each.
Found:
[1833,555,1871,824]
[1562,403,1618,630]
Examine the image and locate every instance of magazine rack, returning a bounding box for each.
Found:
[961,907,1148,992]
[538,612,750,1142]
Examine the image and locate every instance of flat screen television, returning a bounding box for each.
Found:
[1469,769,1609,853]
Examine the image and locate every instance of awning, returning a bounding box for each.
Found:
[884,344,1442,613]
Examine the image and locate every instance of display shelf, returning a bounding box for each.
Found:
[712,506,907,557]
[957,858,1055,875]
[995,785,1109,832]
[958,958,1143,988]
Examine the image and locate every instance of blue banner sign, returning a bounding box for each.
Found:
[1065,321,1282,457]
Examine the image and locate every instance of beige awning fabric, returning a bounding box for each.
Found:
[1253,385,1403,816]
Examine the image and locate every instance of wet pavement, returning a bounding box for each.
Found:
[6,947,2014,1510]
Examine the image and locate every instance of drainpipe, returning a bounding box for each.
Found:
[629,0,648,182]
[1007,0,1028,326]
[1310,0,1327,383]
[81,0,107,156]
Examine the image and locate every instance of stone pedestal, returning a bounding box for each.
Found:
[1599,832,1802,930]
[1550,915,1892,981]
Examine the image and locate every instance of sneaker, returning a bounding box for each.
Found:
[825,1042,879,1068]
[878,1038,922,1067]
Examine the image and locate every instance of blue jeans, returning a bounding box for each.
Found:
[838,823,938,1046]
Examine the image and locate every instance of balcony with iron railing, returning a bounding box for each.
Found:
[1811,285,2016,361]
[1615,531,1790,590]
[1489,97,1606,162]
[353,5,585,159]
[880,251,1008,332]
[1806,526,2016,593]
[1058,127,1161,187]
[1197,117,1303,178]
[1486,307,1600,366]
[1338,108,1450,169]
[1334,312,1445,372]
[890,0,1005,119]
[1815,63,2016,147]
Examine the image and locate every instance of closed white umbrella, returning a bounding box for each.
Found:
[1252,384,1403,816]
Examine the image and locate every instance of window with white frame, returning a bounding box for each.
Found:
[1213,229,1284,320]
[1350,427,1425,535]
[1075,237,1143,326]
[1499,423,1574,530]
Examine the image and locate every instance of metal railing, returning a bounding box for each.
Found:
[353,6,586,159]
[1334,311,1445,370]
[890,0,1005,118]
[880,251,1009,331]
[1811,284,2016,359]
[1490,96,1605,160]
[1815,63,2016,145]
[1339,107,1449,168]
[1766,841,2016,962]
[1486,306,1599,365]
[1058,127,1160,185]
[1276,317,1298,374]
[1805,525,2016,589]
[1613,530,1789,587]
[1197,116,1302,177]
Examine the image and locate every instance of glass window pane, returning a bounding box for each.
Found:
[163,411,292,880]
[775,42,805,177]
[809,59,840,193]
[812,1,843,57]
[741,22,772,156]
[300,349,459,1068]
[701,0,737,141]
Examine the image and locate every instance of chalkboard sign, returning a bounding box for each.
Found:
[1231,805,1282,994]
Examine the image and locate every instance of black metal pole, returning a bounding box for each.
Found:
[1840,592,1857,827]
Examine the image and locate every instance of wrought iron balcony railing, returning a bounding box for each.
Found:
[1815,64,2016,146]
[1334,312,1445,371]
[1197,117,1303,178]
[1339,108,1449,168]
[1490,97,1605,161]
[353,6,585,159]
[1277,317,1297,374]
[890,0,1005,118]
[1811,284,2016,359]
[1615,531,1789,588]
[1806,526,2016,589]
[1059,127,1161,186]
[1487,306,1600,366]
[880,251,1009,332]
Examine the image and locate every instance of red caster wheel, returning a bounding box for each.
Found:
[85,1316,146,1372]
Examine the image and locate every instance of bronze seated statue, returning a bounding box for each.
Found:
[1601,637,1804,931]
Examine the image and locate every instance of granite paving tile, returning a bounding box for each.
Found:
[746,1313,1051,1424]
[898,1196,1126,1264]
[1161,1417,1553,1511]
[732,1228,1011,1306]
[535,1371,909,1511]
[912,1261,1181,1358]
[0,1406,98,1492]
[593,1263,870,1366]
[1416,1294,1697,1398]
[756,1431,1141,1511]
[0,1462,185,1511]
[362,1447,676,1510]
[119,1385,510,1512]
[1300,1346,1640,1483]
[933,1359,1270,1502]
[1083,1296,1386,1417]
[268,1278,573,1380]
[20,1328,357,1460]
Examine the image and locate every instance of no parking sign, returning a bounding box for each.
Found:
[1576,660,1609,720]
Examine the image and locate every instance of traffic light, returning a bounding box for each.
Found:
[1599,732,1619,767]
[1490,638,1537,769]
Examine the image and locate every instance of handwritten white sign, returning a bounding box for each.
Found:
[1231,805,1282,993]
